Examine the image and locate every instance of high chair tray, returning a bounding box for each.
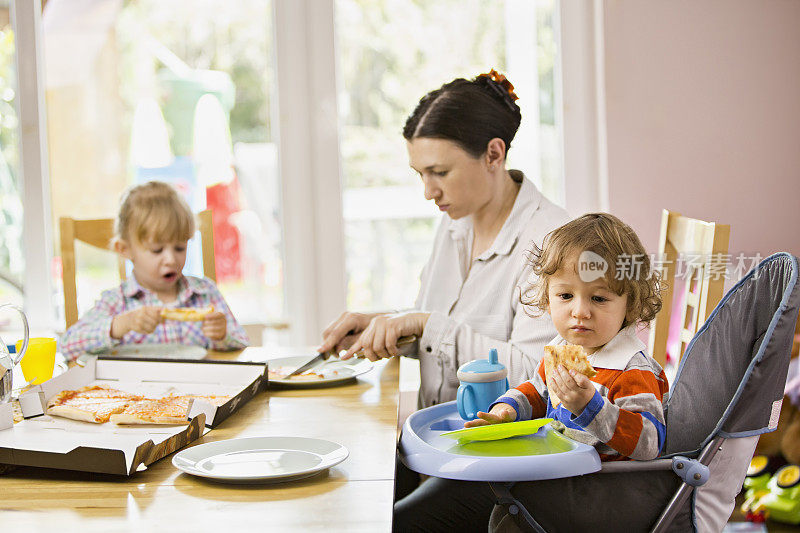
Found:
[399,401,601,481]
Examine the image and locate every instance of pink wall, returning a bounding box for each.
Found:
[603,1,800,261]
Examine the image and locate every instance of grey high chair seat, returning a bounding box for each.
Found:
[489,252,800,532]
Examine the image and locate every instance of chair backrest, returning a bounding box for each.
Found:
[60,209,216,329]
[649,210,730,367]
[664,253,800,455]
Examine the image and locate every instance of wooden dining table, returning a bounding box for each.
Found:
[0,347,401,532]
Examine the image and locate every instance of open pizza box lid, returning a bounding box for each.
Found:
[0,357,268,475]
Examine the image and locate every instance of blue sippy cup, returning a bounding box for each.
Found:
[456,348,509,421]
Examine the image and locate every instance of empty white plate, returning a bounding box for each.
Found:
[172,436,349,483]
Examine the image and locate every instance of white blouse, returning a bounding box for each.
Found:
[414,172,570,408]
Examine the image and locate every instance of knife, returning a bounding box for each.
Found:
[286,353,329,378]
[286,335,418,377]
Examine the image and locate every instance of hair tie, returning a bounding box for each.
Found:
[477,69,519,111]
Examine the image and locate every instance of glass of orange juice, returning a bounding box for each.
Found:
[15,337,58,385]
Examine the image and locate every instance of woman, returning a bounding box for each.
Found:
[318,71,570,531]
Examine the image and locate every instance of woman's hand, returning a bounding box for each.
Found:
[202,311,227,341]
[111,306,163,338]
[342,312,430,361]
[548,365,596,416]
[463,403,517,428]
[318,312,379,355]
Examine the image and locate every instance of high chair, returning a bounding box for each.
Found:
[59,210,216,329]
[649,209,730,367]
[400,253,800,532]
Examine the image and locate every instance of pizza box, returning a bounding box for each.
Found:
[0,356,268,475]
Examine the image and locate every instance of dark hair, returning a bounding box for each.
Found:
[402,72,522,159]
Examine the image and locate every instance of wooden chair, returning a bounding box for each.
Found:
[60,210,216,329]
[648,209,730,367]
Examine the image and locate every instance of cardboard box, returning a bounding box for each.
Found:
[0,356,268,475]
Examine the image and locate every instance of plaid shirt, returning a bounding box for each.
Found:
[60,275,249,361]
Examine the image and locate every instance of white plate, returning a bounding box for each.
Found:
[266,355,372,388]
[172,436,348,484]
[93,343,208,360]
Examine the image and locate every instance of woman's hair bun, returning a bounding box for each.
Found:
[403,70,522,158]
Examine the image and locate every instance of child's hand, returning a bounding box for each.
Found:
[202,311,227,341]
[549,364,596,415]
[463,402,517,428]
[111,306,163,338]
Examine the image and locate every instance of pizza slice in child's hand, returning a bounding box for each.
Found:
[160,305,214,322]
[543,344,597,408]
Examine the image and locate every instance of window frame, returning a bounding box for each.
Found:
[12,0,56,332]
[558,0,609,216]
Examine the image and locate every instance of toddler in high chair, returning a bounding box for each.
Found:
[465,213,667,461]
[61,181,249,361]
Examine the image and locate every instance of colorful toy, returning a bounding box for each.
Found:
[743,456,800,524]
[741,455,772,522]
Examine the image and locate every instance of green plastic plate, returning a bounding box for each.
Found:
[442,418,554,443]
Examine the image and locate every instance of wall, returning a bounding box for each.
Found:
[602,0,800,260]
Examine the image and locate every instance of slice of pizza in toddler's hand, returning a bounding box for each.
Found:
[543,344,597,408]
[160,305,215,322]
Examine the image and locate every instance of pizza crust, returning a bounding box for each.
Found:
[160,305,214,322]
[543,344,597,408]
[47,405,106,424]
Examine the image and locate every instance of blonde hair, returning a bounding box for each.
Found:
[521,213,663,328]
[112,181,195,247]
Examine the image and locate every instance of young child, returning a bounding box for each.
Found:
[61,181,249,361]
[465,213,667,461]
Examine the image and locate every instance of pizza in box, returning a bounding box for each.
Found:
[46,385,229,425]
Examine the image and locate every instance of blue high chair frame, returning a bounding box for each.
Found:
[400,253,800,532]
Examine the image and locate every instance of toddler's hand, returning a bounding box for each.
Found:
[549,365,596,415]
[112,306,163,338]
[202,311,227,341]
[463,402,517,428]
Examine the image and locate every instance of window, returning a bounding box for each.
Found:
[335,0,562,312]
[42,0,283,335]
[12,0,563,345]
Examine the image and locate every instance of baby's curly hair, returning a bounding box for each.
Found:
[521,213,663,328]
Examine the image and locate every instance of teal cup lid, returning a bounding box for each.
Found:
[457,348,508,383]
